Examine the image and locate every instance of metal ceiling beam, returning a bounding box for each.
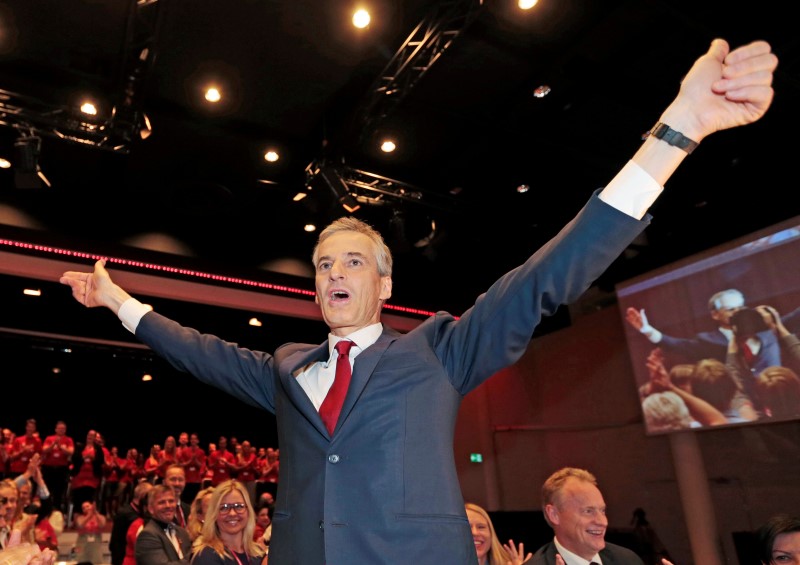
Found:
[0,0,164,153]
[356,0,486,142]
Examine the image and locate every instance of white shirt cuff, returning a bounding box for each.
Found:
[599,160,663,220]
[119,298,153,334]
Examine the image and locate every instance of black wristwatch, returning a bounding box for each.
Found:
[647,122,698,154]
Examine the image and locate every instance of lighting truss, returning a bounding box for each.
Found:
[305,161,461,214]
[0,0,164,153]
[355,0,485,142]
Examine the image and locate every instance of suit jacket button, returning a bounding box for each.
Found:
[328,454,340,463]
[319,521,324,530]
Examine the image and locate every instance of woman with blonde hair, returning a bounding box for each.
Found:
[186,486,215,541]
[465,502,531,565]
[191,480,266,565]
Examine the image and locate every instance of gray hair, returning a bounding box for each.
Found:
[312,216,393,277]
[642,391,694,432]
[708,289,745,311]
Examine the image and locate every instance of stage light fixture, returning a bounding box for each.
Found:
[319,166,361,213]
[13,136,51,189]
[139,113,153,140]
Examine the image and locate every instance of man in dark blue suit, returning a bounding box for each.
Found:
[60,39,777,564]
[626,289,800,376]
[532,468,657,565]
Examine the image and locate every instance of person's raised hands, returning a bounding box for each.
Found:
[503,539,532,565]
[625,307,646,331]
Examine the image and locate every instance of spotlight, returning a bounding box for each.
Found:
[139,113,153,140]
[339,193,361,213]
[13,136,51,189]
[318,166,361,213]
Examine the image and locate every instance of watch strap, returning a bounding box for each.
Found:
[648,122,698,154]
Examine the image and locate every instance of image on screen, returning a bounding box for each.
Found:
[616,217,800,435]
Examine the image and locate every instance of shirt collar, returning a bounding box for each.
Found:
[327,323,383,358]
[554,537,601,565]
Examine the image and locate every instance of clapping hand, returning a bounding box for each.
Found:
[503,539,532,564]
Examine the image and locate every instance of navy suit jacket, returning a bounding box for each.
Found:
[658,308,800,373]
[532,540,645,565]
[136,192,648,564]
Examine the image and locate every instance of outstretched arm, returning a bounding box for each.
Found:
[647,350,728,426]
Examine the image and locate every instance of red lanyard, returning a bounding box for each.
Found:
[226,546,248,565]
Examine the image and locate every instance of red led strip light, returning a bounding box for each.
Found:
[0,238,437,318]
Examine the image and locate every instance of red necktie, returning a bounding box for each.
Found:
[320,340,354,435]
[742,341,755,365]
[175,503,185,527]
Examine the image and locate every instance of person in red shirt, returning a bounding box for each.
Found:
[207,436,235,487]
[69,430,108,517]
[142,444,160,484]
[9,419,42,476]
[177,433,206,504]
[155,436,178,484]
[233,440,258,505]
[102,446,126,519]
[116,448,142,506]
[259,448,279,499]
[40,421,75,514]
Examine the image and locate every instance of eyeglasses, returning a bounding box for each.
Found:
[0,497,17,505]
[219,503,247,514]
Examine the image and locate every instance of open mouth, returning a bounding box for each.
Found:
[330,289,350,301]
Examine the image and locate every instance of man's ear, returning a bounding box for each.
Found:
[545,504,560,526]
[379,276,392,301]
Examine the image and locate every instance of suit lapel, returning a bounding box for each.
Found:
[278,329,399,438]
[281,342,331,435]
[152,523,181,560]
[335,331,398,433]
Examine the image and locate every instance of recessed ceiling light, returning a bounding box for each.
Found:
[353,9,370,28]
[205,87,221,103]
[80,102,98,115]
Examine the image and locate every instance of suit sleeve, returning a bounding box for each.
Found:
[135,313,277,413]
[434,190,650,393]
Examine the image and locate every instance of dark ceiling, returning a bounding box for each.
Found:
[1,0,799,316]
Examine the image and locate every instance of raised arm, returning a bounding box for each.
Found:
[647,350,728,426]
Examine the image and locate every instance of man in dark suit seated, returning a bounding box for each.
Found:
[135,485,191,565]
[532,467,667,565]
[626,289,800,374]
